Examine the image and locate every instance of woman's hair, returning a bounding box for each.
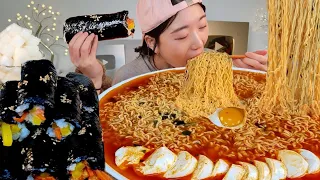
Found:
[135,3,206,58]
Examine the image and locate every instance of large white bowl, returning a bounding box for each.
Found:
[99,67,266,180]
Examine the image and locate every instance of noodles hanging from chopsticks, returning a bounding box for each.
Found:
[175,52,242,117]
[259,0,320,117]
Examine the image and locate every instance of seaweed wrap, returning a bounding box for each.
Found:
[0,81,30,147]
[66,73,98,114]
[63,10,135,44]
[0,81,19,124]
[0,144,26,180]
[46,77,81,142]
[65,73,107,179]
[15,60,57,126]
[21,127,67,180]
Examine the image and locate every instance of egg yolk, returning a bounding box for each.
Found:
[218,107,245,127]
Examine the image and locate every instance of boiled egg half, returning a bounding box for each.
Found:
[277,150,308,178]
[115,146,149,169]
[239,162,258,180]
[223,164,246,180]
[139,147,177,175]
[208,107,246,129]
[191,155,214,180]
[296,149,320,174]
[164,151,198,178]
[254,160,271,180]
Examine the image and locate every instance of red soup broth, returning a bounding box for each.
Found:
[99,70,320,180]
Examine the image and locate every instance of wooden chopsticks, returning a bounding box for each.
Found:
[230,55,246,59]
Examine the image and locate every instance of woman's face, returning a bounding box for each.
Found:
[156,4,208,67]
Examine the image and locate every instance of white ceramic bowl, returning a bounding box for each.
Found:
[99,67,266,180]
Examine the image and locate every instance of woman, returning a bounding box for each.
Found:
[68,0,268,94]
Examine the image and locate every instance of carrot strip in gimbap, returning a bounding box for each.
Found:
[54,128,62,140]
[13,112,27,122]
[94,170,112,180]
[86,167,94,177]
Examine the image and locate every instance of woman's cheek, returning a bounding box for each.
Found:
[171,43,190,66]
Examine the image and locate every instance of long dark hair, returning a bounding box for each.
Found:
[135,3,206,58]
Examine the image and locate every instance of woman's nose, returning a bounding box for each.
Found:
[190,32,204,50]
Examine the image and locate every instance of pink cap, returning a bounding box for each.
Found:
[137,0,203,34]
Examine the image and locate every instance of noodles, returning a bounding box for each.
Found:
[175,52,242,117]
[259,0,320,117]
[101,70,320,162]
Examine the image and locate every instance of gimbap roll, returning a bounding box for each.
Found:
[46,77,81,142]
[65,73,107,179]
[63,10,135,44]
[0,81,30,147]
[15,60,57,126]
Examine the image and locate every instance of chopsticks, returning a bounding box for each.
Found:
[230,55,246,59]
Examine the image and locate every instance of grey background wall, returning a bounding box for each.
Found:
[0,0,268,75]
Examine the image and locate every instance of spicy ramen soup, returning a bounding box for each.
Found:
[99,69,320,180]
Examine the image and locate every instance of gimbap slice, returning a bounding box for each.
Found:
[21,128,61,178]
[15,60,57,126]
[46,77,81,141]
[0,81,30,146]
[66,73,98,113]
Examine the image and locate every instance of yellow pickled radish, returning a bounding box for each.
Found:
[2,123,13,146]
[11,124,21,134]
[61,126,72,136]
[32,115,42,125]
[72,170,82,179]
[76,162,86,171]
[30,106,37,113]
[72,162,86,179]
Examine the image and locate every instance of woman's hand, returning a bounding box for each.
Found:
[233,50,268,71]
[68,32,103,89]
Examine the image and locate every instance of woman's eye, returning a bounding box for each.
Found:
[199,25,207,29]
[176,36,187,40]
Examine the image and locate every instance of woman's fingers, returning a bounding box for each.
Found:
[68,31,83,47]
[68,32,83,64]
[245,51,268,65]
[70,32,89,65]
[241,58,267,71]
[233,59,254,69]
[80,33,95,59]
[90,35,99,58]
[253,50,268,56]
